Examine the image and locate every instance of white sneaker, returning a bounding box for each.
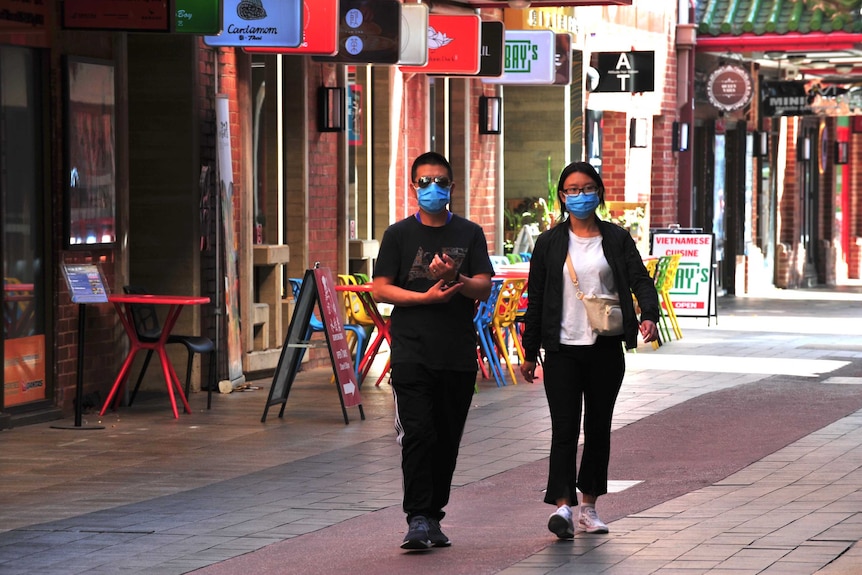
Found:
[577,505,609,534]
[547,505,574,539]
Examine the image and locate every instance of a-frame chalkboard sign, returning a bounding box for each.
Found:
[262,265,365,424]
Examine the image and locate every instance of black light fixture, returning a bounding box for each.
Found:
[479,95,502,135]
[836,140,849,165]
[629,117,648,148]
[672,121,689,152]
[317,86,345,132]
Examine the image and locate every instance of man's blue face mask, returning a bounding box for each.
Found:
[416,177,451,214]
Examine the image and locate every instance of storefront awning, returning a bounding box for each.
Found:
[694,0,862,78]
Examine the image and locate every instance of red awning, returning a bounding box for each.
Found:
[460,0,631,7]
[696,32,862,53]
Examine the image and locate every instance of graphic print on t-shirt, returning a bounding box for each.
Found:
[408,247,467,281]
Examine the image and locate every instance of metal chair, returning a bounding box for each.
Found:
[122,286,215,410]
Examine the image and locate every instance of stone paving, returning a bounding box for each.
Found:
[1,288,862,574]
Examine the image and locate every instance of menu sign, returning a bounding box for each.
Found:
[205,0,302,48]
[174,0,221,35]
[244,0,338,56]
[314,0,402,65]
[62,263,109,304]
[399,14,481,75]
[63,0,170,31]
[483,30,556,85]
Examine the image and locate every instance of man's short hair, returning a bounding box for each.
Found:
[411,151,453,182]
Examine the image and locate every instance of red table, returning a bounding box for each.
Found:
[494,263,529,279]
[335,284,391,387]
[100,294,210,419]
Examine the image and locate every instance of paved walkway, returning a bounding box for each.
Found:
[2,288,862,574]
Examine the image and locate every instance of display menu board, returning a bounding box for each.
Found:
[62,263,109,304]
[650,232,716,319]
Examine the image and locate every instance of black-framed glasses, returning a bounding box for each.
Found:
[562,184,599,197]
[415,176,452,189]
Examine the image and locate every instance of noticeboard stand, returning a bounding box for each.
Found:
[649,228,718,326]
[262,265,364,424]
[51,262,108,430]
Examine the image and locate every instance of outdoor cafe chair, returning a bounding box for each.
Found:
[474,279,507,387]
[491,278,528,385]
[122,285,216,409]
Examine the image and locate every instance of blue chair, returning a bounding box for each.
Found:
[489,255,510,270]
[288,278,368,380]
[474,279,507,387]
[519,252,531,262]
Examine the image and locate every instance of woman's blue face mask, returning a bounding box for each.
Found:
[565,192,600,220]
[417,183,451,214]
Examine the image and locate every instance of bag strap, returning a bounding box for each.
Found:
[565,253,586,301]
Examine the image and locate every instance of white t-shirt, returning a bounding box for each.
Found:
[559,231,617,345]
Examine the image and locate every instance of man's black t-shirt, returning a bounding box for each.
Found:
[374,213,494,372]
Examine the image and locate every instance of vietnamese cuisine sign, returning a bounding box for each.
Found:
[592,51,655,93]
[650,233,715,318]
[244,0,339,56]
[706,64,752,112]
[204,0,303,48]
[399,14,481,75]
[483,30,556,85]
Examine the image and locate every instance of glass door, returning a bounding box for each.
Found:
[2,46,48,411]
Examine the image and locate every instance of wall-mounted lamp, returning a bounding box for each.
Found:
[672,121,689,152]
[798,136,811,161]
[836,141,849,165]
[317,86,345,133]
[755,131,769,157]
[479,95,502,135]
[629,117,648,148]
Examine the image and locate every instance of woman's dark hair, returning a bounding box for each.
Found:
[555,161,605,221]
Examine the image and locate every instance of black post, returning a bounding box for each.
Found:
[51,303,103,430]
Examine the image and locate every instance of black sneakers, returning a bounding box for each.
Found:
[427,518,451,547]
[401,515,432,550]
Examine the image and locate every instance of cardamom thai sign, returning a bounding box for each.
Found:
[204,0,302,48]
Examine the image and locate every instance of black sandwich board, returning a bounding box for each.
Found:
[262,265,364,424]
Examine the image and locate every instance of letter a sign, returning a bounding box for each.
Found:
[593,51,655,93]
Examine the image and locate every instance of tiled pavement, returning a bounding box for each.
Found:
[2,288,862,574]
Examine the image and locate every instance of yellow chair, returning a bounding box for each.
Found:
[336,274,375,361]
[491,278,528,385]
[659,254,683,340]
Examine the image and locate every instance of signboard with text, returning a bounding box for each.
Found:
[650,232,716,319]
[204,0,302,48]
[174,0,222,35]
[592,51,655,93]
[62,263,109,304]
[243,0,338,56]
[399,14,481,75]
[313,0,401,65]
[63,0,170,31]
[483,29,556,85]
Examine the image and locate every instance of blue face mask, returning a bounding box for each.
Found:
[417,183,451,214]
[565,193,600,220]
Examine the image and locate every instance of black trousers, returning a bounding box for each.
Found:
[391,363,476,523]
[542,337,625,506]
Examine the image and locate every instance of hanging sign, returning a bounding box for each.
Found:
[707,64,752,112]
[592,51,655,93]
[483,29,556,85]
[63,0,170,31]
[244,0,338,55]
[399,14,481,75]
[204,0,303,48]
[759,81,812,117]
[650,232,717,319]
[399,3,429,66]
[448,21,505,78]
[314,0,402,65]
[553,32,572,85]
[174,0,222,35]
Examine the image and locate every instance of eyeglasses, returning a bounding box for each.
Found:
[415,176,452,189]
[561,184,599,197]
